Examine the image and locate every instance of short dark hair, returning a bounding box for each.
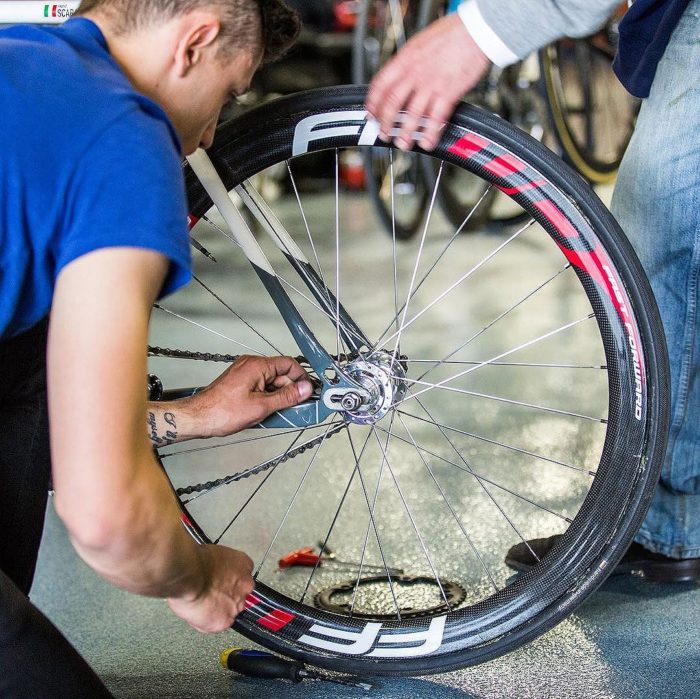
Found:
[75,0,300,63]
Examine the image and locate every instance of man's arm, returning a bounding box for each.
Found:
[47,247,303,632]
[366,0,619,152]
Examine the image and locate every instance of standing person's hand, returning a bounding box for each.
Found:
[167,544,255,633]
[366,13,491,151]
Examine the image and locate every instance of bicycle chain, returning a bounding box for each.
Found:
[175,421,346,498]
[150,346,404,498]
[148,345,353,367]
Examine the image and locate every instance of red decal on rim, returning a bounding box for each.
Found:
[448,133,489,160]
[497,180,546,195]
[245,594,262,609]
[533,199,579,238]
[243,594,295,631]
[257,609,295,632]
[482,153,527,178]
[187,214,199,230]
[556,242,646,384]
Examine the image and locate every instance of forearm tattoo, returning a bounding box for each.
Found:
[147,410,178,446]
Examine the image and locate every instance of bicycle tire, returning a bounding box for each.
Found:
[158,85,669,675]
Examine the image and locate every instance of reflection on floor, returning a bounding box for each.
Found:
[32,186,700,698]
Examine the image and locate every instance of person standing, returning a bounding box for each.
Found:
[367,0,700,580]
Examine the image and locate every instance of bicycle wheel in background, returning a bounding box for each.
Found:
[352,0,439,239]
[539,9,640,184]
[153,86,668,675]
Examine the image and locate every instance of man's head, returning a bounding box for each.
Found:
[76,0,299,153]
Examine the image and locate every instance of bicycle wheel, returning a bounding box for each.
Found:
[153,86,668,675]
[352,0,438,239]
[539,23,640,184]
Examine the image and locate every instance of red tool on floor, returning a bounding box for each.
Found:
[278,545,403,575]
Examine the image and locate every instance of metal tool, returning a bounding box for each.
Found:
[220,648,373,690]
[278,545,403,575]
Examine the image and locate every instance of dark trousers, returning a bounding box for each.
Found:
[0,318,113,697]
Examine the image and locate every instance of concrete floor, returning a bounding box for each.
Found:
[31,177,700,698]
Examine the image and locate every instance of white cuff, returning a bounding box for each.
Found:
[457,0,520,67]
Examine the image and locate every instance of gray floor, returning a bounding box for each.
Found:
[31,180,700,698]
[31,505,700,698]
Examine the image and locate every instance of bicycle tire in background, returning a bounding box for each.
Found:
[165,86,668,675]
[351,0,438,240]
[539,25,639,184]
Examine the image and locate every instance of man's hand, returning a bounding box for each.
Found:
[167,544,255,633]
[366,13,491,151]
[195,355,314,436]
[148,355,313,445]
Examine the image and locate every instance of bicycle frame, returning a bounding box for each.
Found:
[187,149,377,430]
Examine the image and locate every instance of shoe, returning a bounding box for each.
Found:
[504,535,700,583]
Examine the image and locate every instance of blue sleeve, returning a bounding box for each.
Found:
[55,108,192,299]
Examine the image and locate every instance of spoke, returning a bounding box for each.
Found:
[254,421,337,577]
[371,424,449,607]
[345,428,401,604]
[396,411,500,594]
[377,182,496,348]
[372,219,535,352]
[193,276,282,355]
[153,305,264,355]
[350,425,402,619]
[398,409,596,476]
[374,424,572,525]
[213,459,282,544]
[398,313,601,415]
[335,149,342,359]
[390,150,399,334]
[276,276,365,349]
[415,265,571,383]
[286,160,326,286]
[398,375,606,423]
[453,183,494,234]
[299,426,399,608]
[413,398,543,562]
[299,432,358,603]
[409,359,606,370]
[388,161,444,362]
[200,214,360,346]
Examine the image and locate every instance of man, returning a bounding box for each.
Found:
[0,1,307,696]
[367,0,700,580]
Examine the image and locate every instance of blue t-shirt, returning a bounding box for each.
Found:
[0,17,192,339]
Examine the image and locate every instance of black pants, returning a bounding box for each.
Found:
[0,319,112,698]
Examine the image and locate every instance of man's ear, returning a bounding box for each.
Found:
[173,11,221,77]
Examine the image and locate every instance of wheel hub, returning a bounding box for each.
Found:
[341,351,408,425]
